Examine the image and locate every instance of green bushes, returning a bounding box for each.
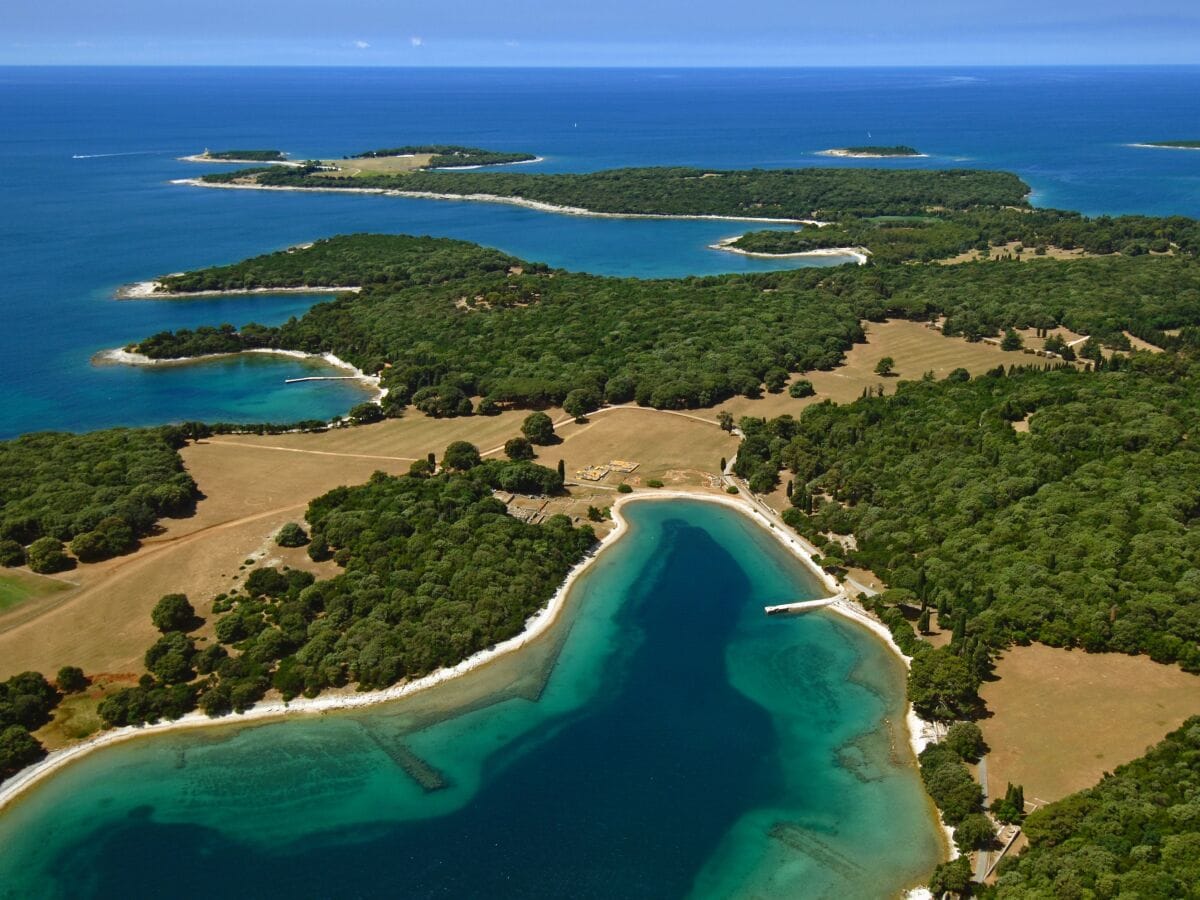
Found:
[275,522,309,547]
[0,672,59,781]
[25,538,70,574]
[918,743,984,825]
[150,594,197,633]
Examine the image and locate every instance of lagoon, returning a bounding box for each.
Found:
[0,499,941,898]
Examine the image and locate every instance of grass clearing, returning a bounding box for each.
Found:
[979,643,1200,803]
[0,570,70,615]
[718,319,1023,420]
[312,155,433,178]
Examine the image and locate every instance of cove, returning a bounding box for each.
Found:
[0,499,942,898]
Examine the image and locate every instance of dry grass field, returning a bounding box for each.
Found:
[979,644,1200,803]
[312,154,434,178]
[719,319,1022,420]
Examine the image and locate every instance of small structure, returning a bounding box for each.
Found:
[764,596,838,616]
[608,459,640,473]
[577,465,611,482]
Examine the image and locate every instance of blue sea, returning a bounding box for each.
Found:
[0,500,943,899]
[2,66,1199,437]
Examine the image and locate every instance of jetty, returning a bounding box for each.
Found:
[764,596,839,616]
[284,375,361,384]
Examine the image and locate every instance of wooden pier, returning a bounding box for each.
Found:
[764,596,838,616]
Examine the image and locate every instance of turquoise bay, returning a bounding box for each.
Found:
[0,500,941,898]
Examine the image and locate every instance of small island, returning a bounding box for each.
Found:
[1134,140,1200,151]
[819,145,924,158]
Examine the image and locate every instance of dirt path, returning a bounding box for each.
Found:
[201,439,418,463]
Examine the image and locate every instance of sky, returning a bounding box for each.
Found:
[3,0,1200,66]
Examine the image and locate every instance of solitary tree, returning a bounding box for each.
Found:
[944,721,986,761]
[1000,328,1024,351]
[522,411,556,445]
[151,593,197,634]
[557,459,566,480]
[442,440,482,471]
[717,411,734,432]
[276,522,309,547]
[56,666,88,694]
[504,437,535,461]
[788,379,815,398]
[874,356,896,377]
[918,607,931,635]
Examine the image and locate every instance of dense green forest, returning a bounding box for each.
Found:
[988,717,1200,898]
[350,145,537,168]
[200,164,1032,218]
[732,208,1200,264]
[737,362,1200,669]
[135,238,867,408]
[156,234,526,293]
[134,235,1200,414]
[204,150,287,161]
[98,459,594,724]
[0,428,198,569]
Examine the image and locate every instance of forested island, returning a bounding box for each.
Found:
[197,164,1030,218]
[729,208,1200,263]
[200,150,288,162]
[351,145,538,168]
[820,145,923,157]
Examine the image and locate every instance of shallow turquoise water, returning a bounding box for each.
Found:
[0,500,941,898]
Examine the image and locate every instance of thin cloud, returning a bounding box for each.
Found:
[353,40,370,49]
[410,36,423,47]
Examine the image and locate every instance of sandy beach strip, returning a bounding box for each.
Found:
[116,281,360,300]
[709,235,870,265]
[92,347,384,402]
[170,178,814,224]
[816,149,929,159]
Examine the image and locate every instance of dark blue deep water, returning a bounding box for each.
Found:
[1,66,1199,436]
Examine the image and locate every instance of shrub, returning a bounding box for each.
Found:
[56,666,88,693]
[151,593,197,633]
[0,540,24,567]
[276,522,309,547]
[521,411,556,445]
[944,721,986,761]
[504,437,535,461]
[25,537,70,574]
[617,483,633,494]
[442,441,482,471]
[788,379,815,398]
[646,479,664,488]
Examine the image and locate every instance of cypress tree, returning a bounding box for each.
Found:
[918,607,931,635]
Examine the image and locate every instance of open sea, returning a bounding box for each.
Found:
[1,67,1198,897]
[0,500,942,899]
[1,66,1199,437]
